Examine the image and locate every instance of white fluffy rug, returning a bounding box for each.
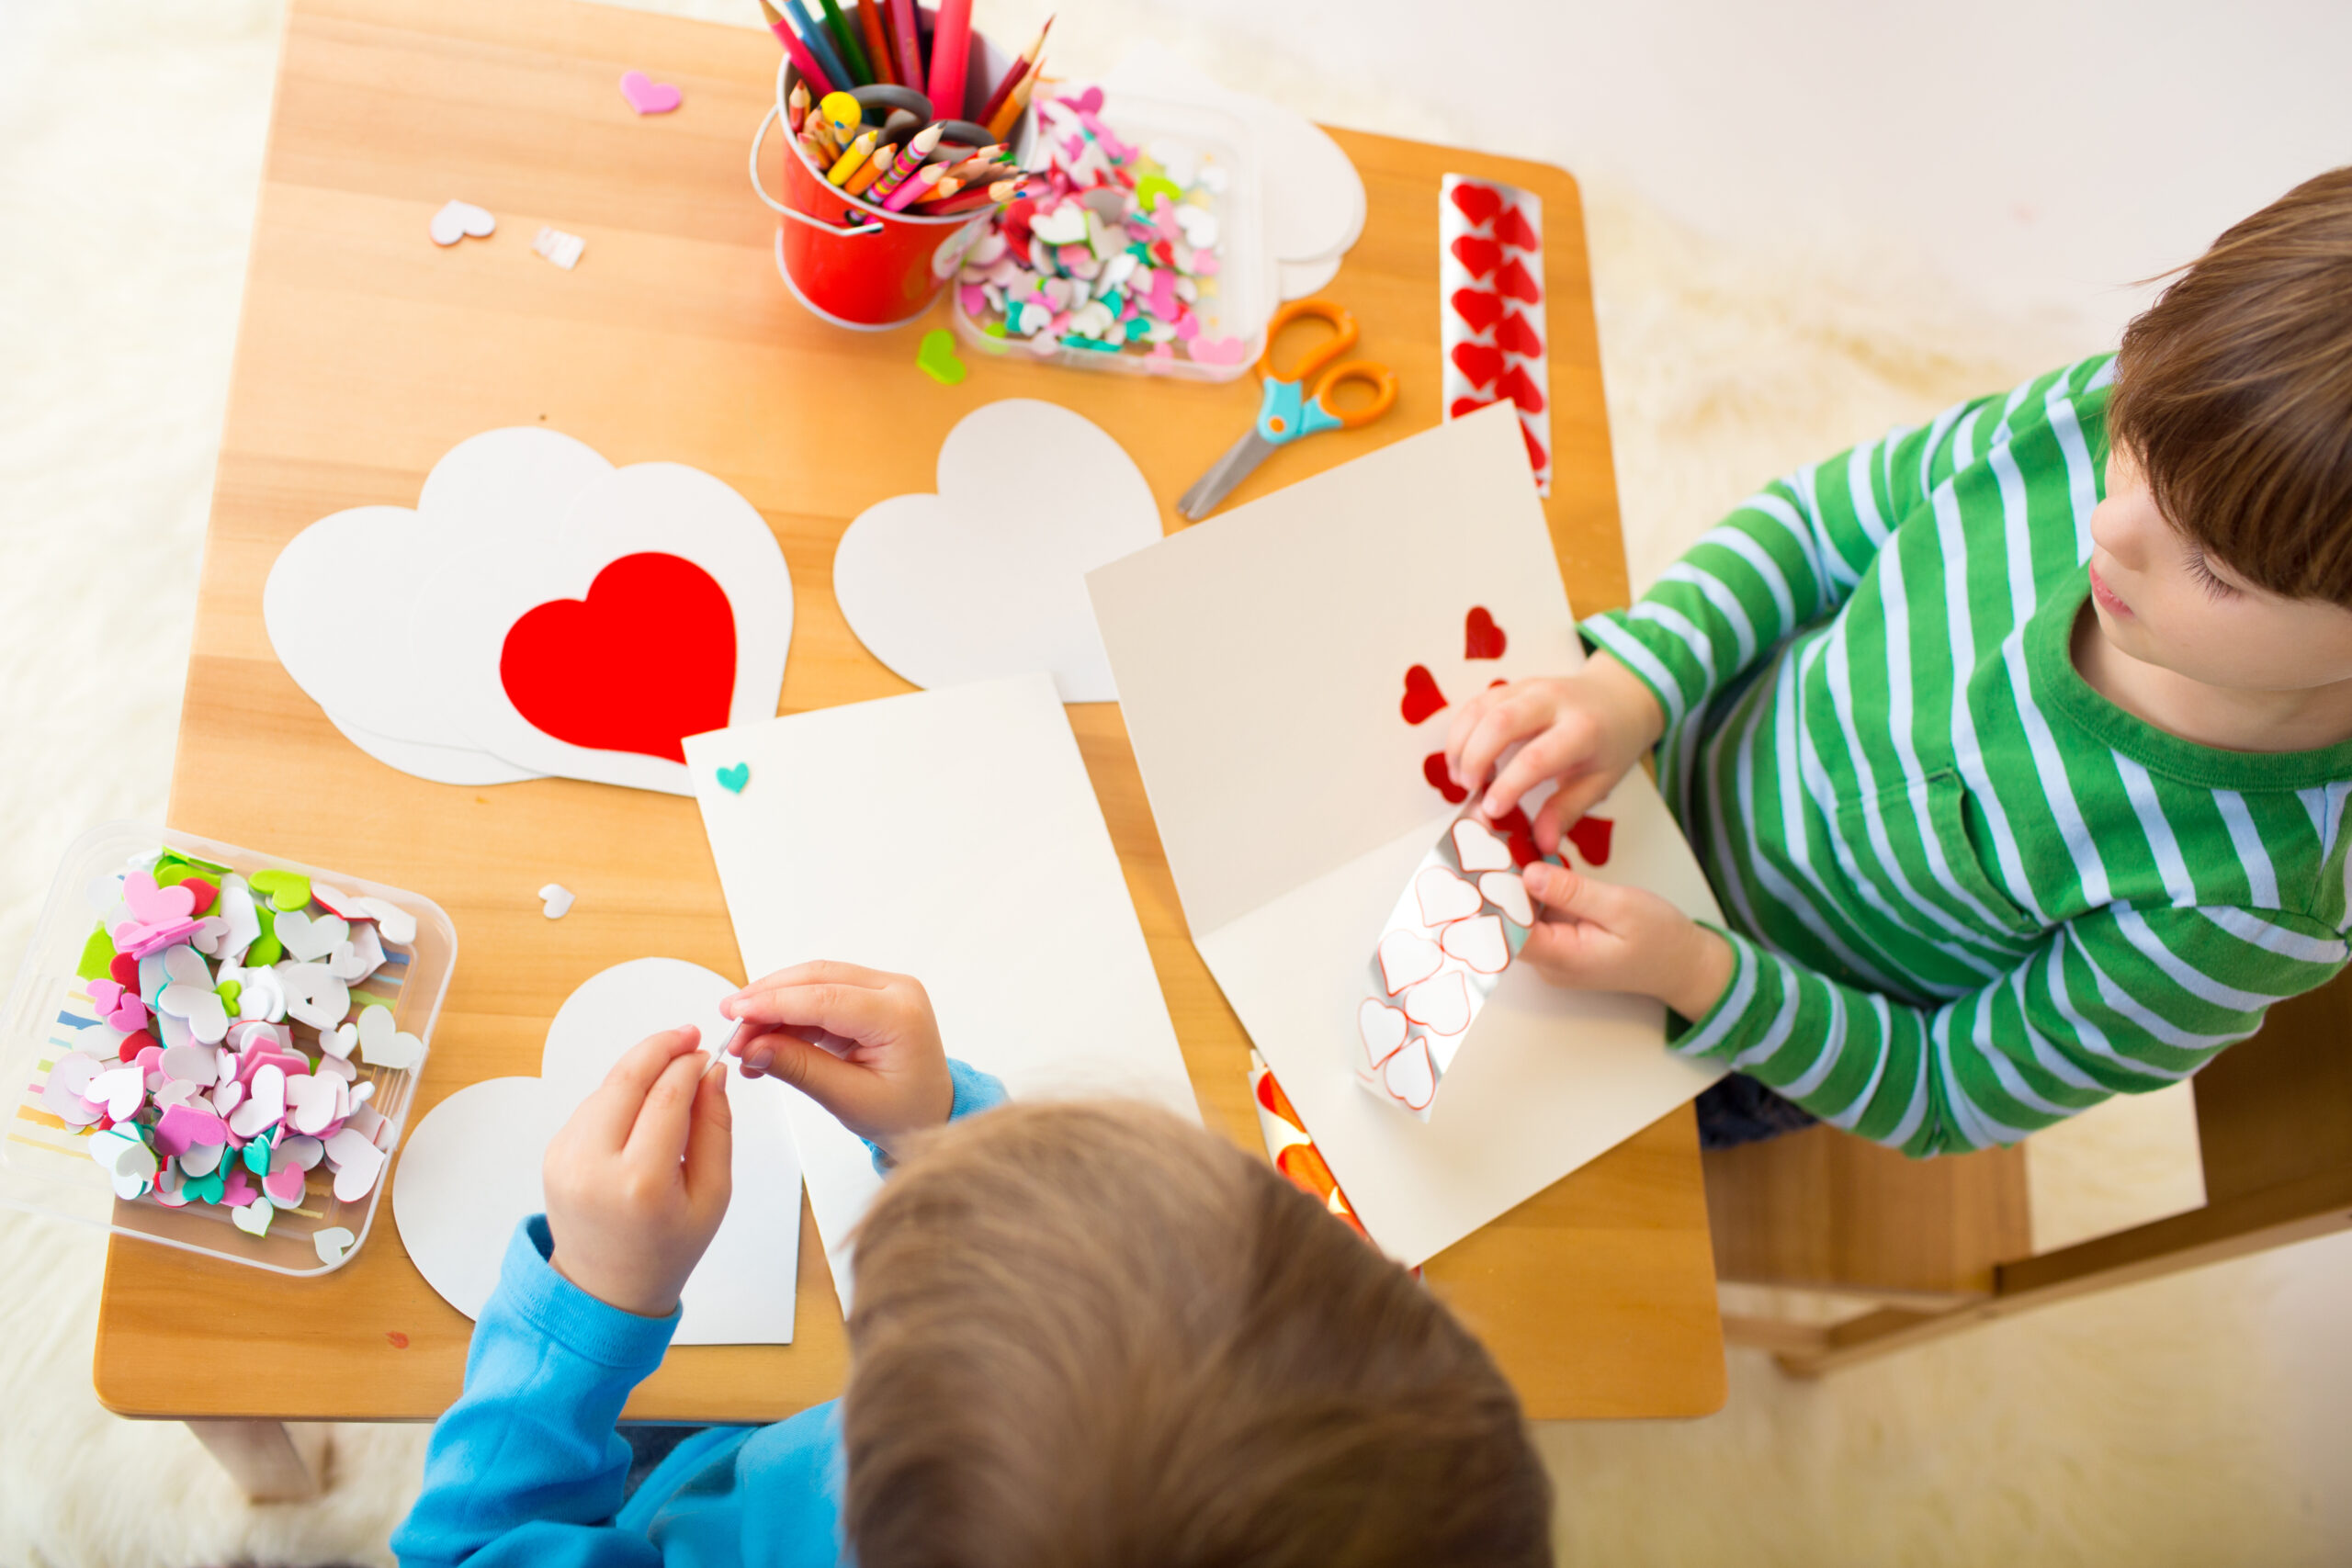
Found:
[1,2,2344,1563]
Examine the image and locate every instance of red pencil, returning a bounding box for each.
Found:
[756,0,837,97]
[887,0,923,98]
[923,176,1026,216]
[974,14,1050,126]
[852,0,896,85]
[925,0,973,118]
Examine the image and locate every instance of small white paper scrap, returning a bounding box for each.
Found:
[532,226,585,270]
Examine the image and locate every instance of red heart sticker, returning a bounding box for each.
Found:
[1520,418,1549,473]
[1450,233,1500,280]
[1451,287,1503,334]
[1498,363,1547,415]
[181,877,218,919]
[1451,394,1498,419]
[1495,207,1540,253]
[1450,182,1502,227]
[1566,815,1614,866]
[1451,342,1502,390]
[500,552,736,764]
[1495,308,1543,358]
[1464,606,1507,660]
[1422,750,1467,804]
[1400,664,1447,725]
[108,953,138,989]
[1496,255,1542,304]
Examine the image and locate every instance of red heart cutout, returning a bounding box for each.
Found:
[1400,664,1447,726]
[1519,419,1549,473]
[1494,308,1543,358]
[1451,342,1502,390]
[1422,750,1467,805]
[1450,233,1500,280]
[500,552,736,764]
[1566,815,1614,866]
[1450,182,1502,227]
[1451,287,1503,334]
[1451,394,1498,419]
[1495,207,1540,253]
[117,1027,157,1064]
[1464,606,1507,660]
[1496,255,1542,304]
[109,953,139,989]
[1498,362,1546,415]
[181,877,218,919]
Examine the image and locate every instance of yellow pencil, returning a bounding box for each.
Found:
[827,129,878,185]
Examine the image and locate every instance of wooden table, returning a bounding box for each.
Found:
[94,0,1724,1494]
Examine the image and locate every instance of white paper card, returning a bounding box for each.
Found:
[1086,405,1726,1266]
[685,675,1198,1311]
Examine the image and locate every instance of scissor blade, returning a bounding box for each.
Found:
[1178,429,1281,521]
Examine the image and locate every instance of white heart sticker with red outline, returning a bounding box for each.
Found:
[1478,870,1533,926]
[1439,915,1510,975]
[1357,998,1408,1071]
[1376,930,1443,995]
[1400,971,1471,1034]
[1452,818,1514,873]
[1414,865,1483,927]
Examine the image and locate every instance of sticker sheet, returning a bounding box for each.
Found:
[1439,174,1551,496]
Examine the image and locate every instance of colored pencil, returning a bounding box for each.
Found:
[827,129,879,186]
[805,110,842,162]
[781,0,853,98]
[786,79,809,135]
[865,121,942,201]
[910,175,964,209]
[936,144,1008,183]
[882,161,946,212]
[983,62,1039,143]
[756,0,836,97]
[925,0,973,118]
[887,0,924,99]
[812,0,871,85]
[925,176,1026,216]
[974,14,1050,126]
[852,0,897,85]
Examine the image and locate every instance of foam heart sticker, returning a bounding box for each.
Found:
[717,762,750,794]
[1496,255,1542,305]
[277,964,350,1032]
[324,1128,388,1204]
[1478,870,1533,927]
[1423,751,1468,805]
[1450,181,1502,227]
[428,199,496,247]
[232,1198,275,1237]
[1451,288,1503,334]
[338,1004,425,1071]
[248,870,311,912]
[1439,915,1510,975]
[915,329,967,386]
[1464,605,1507,660]
[1451,342,1502,391]
[229,1065,288,1140]
[1449,233,1499,279]
[618,69,682,114]
[1453,818,1514,873]
[88,981,146,1033]
[40,1055,102,1126]
[1358,998,1408,1072]
[1494,309,1543,359]
[1495,207,1540,253]
[500,552,736,765]
[272,910,348,964]
[313,1226,356,1267]
[1377,930,1442,995]
[1400,664,1447,725]
[538,883,575,919]
[1497,363,1546,415]
[1566,814,1615,866]
[1414,866,1483,927]
[1381,1036,1437,1111]
[1401,970,1471,1034]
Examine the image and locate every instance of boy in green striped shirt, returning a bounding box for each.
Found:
[1444,167,2352,1155]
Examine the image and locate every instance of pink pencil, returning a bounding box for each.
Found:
[925,0,973,117]
[887,0,924,96]
[756,0,836,97]
[881,161,946,212]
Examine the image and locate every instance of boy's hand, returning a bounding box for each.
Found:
[720,963,954,1162]
[1519,862,1735,1022]
[543,1026,733,1319]
[1444,654,1667,852]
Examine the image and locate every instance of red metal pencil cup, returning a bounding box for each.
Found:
[748,20,1032,332]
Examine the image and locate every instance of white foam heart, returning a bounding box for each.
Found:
[538,883,575,919]
[1452,818,1514,873]
[187,916,233,955]
[213,876,263,964]
[273,910,348,964]
[427,197,495,245]
[316,1051,357,1083]
[232,964,288,1022]
[1440,915,1510,975]
[391,957,802,1345]
[347,1004,424,1070]
[1381,1037,1437,1111]
[277,963,350,1031]
[1376,929,1442,995]
[1400,970,1471,1034]
[208,1079,243,1119]
[832,400,1159,704]
[87,1065,145,1122]
[311,884,369,919]
[232,1199,275,1237]
[40,1055,102,1126]
[312,1226,356,1267]
[1357,998,1408,1072]
[287,1071,345,1136]
[153,1079,203,1111]
[278,1134,325,1171]
[229,1064,288,1140]
[157,981,228,1045]
[1478,870,1532,927]
[160,1044,218,1086]
[162,945,211,989]
[323,1128,387,1203]
[357,897,417,945]
[329,919,386,983]
[1414,866,1483,927]
[180,1141,226,1179]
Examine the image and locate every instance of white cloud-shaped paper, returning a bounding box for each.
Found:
[390,957,802,1345]
[832,400,1159,703]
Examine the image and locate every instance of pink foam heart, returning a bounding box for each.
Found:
[154,1104,228,1159]
[618,69,682,115]
[1401,971,1471,1034]
[1382,1037,1437,1111]
[263,1163,308,1206]
[119,872,196,931]
[1415,866,1483,927]
[1440,915,1510,975]
[1377,930,1443,996]
[89,980,147,1032]
[1453,818,1514,873]
[220,1166,255,1209]
[1478,870,1533,927]
[1358,998,1408,1072]
[1064,85,1105,115]
[1187,334,1248,366]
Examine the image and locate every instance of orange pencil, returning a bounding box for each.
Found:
[984,61,1040,143]
[851,0,896,85]
[910,175,965,209]
[974,14,1050,127]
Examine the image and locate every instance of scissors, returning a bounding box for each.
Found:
[1177,299,1400,521]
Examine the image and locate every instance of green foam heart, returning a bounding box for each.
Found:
[249,869,310,912]
[1135,174,1181,212]
[243,1131,273,1176]
[76,924,117,982]
[915,329,967,387]
[216,979,242,1013]
[182,1165,225,1206]
[245,907,284,968]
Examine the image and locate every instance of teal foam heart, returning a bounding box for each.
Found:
[717,762,751,795]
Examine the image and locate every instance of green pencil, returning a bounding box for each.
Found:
[813,0,872,85]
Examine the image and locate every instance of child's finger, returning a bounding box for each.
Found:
[683,1058,734,1210]
[741,1032,882,1121]
[720,1018,825,1060]
[1524,862,1611,926]
[577,1027,704,1150]
[621,1048,711,1174]
[1481,719,1597,818]
[729,960,898,1005]
[1442,684,1506,773]
[721,980,901,1045]
[1453,692,1553,795]
[1531,773,1619,852]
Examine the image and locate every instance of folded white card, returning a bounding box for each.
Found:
[1086,404,1725,1267]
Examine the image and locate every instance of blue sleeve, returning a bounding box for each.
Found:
[391,1217,679,1568]
[860,1056,1006,1171]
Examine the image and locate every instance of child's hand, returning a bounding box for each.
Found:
[1444,654,1666,852]
[1519,862,1735,1021]
[542,1026,733,1319]
[720,963,954,1161]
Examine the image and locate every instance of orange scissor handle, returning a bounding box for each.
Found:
[1257,298,1361,385]
[1310,359,1399,429]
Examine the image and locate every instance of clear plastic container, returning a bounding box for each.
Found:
[0,821,455,1276]
[950,87,1267,382]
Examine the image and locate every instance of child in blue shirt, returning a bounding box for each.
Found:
[392,961,1553,1567]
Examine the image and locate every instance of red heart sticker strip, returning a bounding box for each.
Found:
[1451,288,1503,334]
[1464,606,1507,660]
[1450,182,1502,227]
[1498,363,1546,415]
[1495,207,1540,253]
[1451,342,1502,390]
[1496,255,1542,304]
[1450,233,1499,280]
[1519,419,1549,474]
[500,552,736,764]
[1451,394,1498,420]
[1400,664,1448,725]
[1494,309,1543,358]
[1566,815,1614,866]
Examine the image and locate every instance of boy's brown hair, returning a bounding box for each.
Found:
[840,1100,1553,1568]
[2109,164,2352,604]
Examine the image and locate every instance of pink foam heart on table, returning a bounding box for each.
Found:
[1377,930,1443,995]
[1382,1037,1437,1111]
[1187,335,1247,366]
[1478,870,1533,927]
[1358,998,1408,1072]
[262,1164,308,1207]
[153,1104,228,1159]
[618,69,683,115]
[958,284,989,319]
[1401,971,1472,1034]
[1415,866,1484,928]
[1453,818,1514,873]
[1064,85,1105,115]
[1440,914,1510,975]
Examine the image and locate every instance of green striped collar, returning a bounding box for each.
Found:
[2030,570,2352,790]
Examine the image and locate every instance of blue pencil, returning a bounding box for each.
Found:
[779,0,853,97]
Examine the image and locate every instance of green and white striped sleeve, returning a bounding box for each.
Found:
[1673,902,2348,1155]
[1582,392,2007,726]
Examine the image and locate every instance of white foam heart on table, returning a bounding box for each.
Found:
[1452,818,1514,873]
[272,910,347,964]
[1478,870,1532,927]
[1381,1036,1437,1111]
[276,963,349,1032]
[1439,914,1510,975]
[537,884,575,919]
[831,401,1159,705]
[1357,997,1408,1072]
[1376,929,1442,995]
[1414,866,1483,927]
[324,1128,388,1203]
[312,1226,356,1268]
[338,1003,424,1070]
[329,919,386,983]
[393,957,803,1344]
[232,1199,275,1237]
[427,198,495,245]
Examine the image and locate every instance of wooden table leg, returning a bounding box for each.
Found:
[186,1420,331,1502]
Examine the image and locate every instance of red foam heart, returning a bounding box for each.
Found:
[181,877,217,919]
[1451,342,1502,390]
[500,552,736,764]
[1495,207,1540,253]
[1496,255,1542,304]
[1464,605,1507,660]
[108,953,138,989]
[1566,815,1614,866]
[1450,182,1502,227]
[1450,233,1499,279]
[1519,418,1549,473]
[1422,750,1467,805]
[117,1028,157,1064]
[1498,362,1546,415]
[1494,308,1543,358]
[1451,395,1497,419]
[1451,287,1503,334]
[1400,664,1447,726]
